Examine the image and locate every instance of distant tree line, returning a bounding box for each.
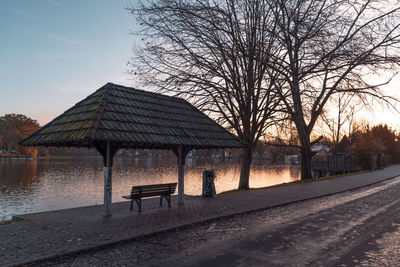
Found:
[264,122,400,170]
[0,113,97,158]
[0,114,40,158]
[348,123,400,170]
[1,113,398,173]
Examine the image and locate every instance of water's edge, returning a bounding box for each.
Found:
[0,156,300,220]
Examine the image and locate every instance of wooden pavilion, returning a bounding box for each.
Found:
[21,83,243,216]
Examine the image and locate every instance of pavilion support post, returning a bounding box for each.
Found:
[174,145,191,205]
[104,141,112,217]
[95,141,117,217]
[177,145,184,205]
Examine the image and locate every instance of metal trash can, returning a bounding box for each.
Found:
[202,169,216,197]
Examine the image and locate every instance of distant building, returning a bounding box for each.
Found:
[284,154,300,165]
[311,144,330,153]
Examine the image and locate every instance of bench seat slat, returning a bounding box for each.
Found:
[130,189,175,195]
[131,187,176,193]
[131,183,177,190]
[131,192,170,198]
[129,192,176,198]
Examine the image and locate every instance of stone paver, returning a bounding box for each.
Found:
[1,165,400,266]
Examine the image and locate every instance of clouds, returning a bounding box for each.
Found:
[43,33,85,46]
[33,51,80,60]
[15,9,37,19]
[14,0,69,20]
[47,0,69,11]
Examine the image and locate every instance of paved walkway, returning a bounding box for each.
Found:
[2,165,400,266]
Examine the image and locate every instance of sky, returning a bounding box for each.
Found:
[0,0,399,128]
[0,0,136,125]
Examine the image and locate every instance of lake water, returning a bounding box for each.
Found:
[0,156,300,220]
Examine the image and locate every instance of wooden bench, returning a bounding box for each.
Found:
[122,182,177,212]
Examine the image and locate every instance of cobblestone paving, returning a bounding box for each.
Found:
[359,224,400,266]
[333,187,400,266]
[164,177,400,266]
[2,165,400,266]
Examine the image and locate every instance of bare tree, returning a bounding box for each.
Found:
[269,0,400,179]
[128,0,282,189]
[321,94,360,149]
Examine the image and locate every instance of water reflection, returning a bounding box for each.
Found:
[0,156,299,220]
[0,160,39,189]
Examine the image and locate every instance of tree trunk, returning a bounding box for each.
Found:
[376,152,382,170]
[238,146,253,190]
[300,146,313,180]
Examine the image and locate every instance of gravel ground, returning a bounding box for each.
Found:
[25,179,398,267]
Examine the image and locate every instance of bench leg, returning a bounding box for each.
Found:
[130,199,133,211]
[133,199,142,212]
[167,194,171,208]
[160,195,163,206]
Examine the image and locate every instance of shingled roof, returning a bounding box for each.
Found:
[21,83,244,149]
